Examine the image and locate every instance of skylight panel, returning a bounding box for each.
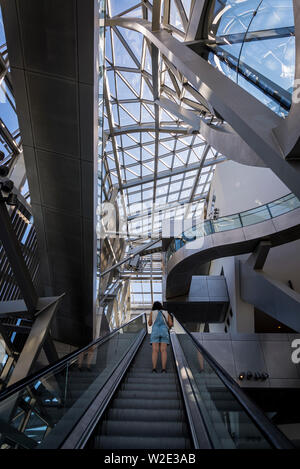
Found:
[110,0,141,18]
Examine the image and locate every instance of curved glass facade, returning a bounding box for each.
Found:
[206,0,295,117]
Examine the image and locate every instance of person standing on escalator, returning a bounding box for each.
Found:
[148,301,173,373]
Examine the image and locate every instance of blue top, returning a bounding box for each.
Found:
[150,310,170,344]
[153,310,166,329]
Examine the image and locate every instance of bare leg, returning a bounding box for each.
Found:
[152,343,159,369]
[160,343,168,370]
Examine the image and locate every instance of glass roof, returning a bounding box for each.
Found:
[207,0,295,117]
[103,0,225,242]
[0,7,28,199]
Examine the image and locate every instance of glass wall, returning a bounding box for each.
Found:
[206,0,295,117]
[0,6,23,169]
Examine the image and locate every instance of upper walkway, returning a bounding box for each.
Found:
[165,193,300,299]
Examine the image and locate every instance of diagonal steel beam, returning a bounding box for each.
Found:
[8,295,64,386]
[0,197,38,315]
[156,96,200,130]
[174,0,189,32]
[185,0,209,42]
[99,238,162,278]
[184,144,211,218]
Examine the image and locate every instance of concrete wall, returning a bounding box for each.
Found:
[208,160,290,217]
[263,239,300,294]
[208,160,300,330]
[193,332,300,389]
[209,255,254,333]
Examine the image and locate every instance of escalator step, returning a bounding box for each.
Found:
[126,367,175,374]
[123,379,176,391]
[128,374,176,380]
[107,408,184,422]
[101,420,188,438]
[94,435,191,449]
[110,398,182,410]
[126,371,176,378]
[116,390,180,400]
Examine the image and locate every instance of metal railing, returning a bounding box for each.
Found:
[0,313,147,403]
[175,319,295,449]
[167,193,300,261]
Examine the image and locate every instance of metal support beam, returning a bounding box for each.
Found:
[0,419,37,449]
[0,322,15,357]
[106,124,195,137]
[121,156,226,189]
[104,70,128,220]
[185,0,209,41]
[0,323,31,334]
[174,0,188,33]
[156,96,200,130]
[163,0,170,27]
[8,295,64,386]
[0,300,30,318]
[100,238,162,278]
[0,198,38,314]
[151,16,161,235]
[106,18,300,200]
[152,0,162,32]
[43,337,60,365]
[240,261,300,332]
[127,193,208,222]
[184,144,210,217]
[246,241,272,270]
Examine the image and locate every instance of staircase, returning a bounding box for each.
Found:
[91,335,192,449]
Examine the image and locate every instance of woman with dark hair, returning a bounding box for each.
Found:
[148,301,173,373]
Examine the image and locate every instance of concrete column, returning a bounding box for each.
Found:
[210,256,255,333]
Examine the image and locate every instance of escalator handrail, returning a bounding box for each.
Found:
[176,319,295,449]
[0,313,147,403]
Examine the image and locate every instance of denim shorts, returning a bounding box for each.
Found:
[150,325,170,345]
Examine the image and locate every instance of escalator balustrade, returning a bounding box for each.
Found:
[0,314,294,449]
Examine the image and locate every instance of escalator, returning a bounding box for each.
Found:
[0,314,294,449]
[90,336,191,449]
